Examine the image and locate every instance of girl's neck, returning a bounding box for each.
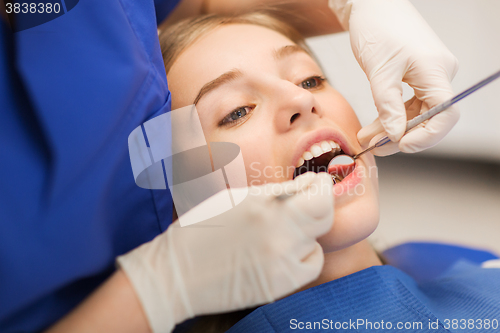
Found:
[299,240,382,291]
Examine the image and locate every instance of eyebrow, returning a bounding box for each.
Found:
[273,44,309,61]
[192,46,308,105]
[193,69,243,105]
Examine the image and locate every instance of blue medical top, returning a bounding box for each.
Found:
[228,262,500,333]
[0,0,180,331]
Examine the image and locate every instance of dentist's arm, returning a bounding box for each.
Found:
[161,0,344,37]
[45,270,151,333]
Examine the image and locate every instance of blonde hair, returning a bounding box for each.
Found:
[158,11,313,75]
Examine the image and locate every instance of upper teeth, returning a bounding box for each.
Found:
[296,140,341,167]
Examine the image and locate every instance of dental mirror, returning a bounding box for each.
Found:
[327,155,356,184]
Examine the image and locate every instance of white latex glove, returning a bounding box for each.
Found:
[329,0,460,155]
[117,172,334,333]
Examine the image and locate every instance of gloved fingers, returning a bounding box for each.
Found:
[357,117,384,150]
[282,172,334,239]
[292,241,325,286]
[357,97,423,156]
[276,241,324,295]
[404,53,458,119]
[283,171,324,195]
[399,104,460,153]
[357,118,399,156]
[251,171,320,200]
[405,51,459,102]
[365,131,400,157]
[369,74,407,142]
[264,241,324,301]
[407,68,457,110]
[400,76,460,153]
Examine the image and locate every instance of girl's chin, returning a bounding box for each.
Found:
[319,226,378,253]
[319,195,380,253]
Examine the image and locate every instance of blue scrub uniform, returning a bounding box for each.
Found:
[228,262,500,333]
[0,0,180,331]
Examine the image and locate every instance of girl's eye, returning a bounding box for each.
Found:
[300,76,326,90]
[220,106,253,127]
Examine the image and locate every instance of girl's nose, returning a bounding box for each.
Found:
[273,82,321,132]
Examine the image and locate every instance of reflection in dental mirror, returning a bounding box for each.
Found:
[328,155,355,167]
[328,155,356,184]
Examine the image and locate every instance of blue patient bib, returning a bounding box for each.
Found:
[228,262,500,332]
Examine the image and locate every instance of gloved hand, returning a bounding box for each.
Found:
[117,172,334,333]
[328,0,460,155]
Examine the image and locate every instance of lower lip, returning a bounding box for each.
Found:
[331,160,362,197]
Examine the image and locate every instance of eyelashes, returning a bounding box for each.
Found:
[219,106,253,127]
[300,75,326,90]
[218,75,326,128]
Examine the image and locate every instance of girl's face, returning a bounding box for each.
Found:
[168,24,379,252]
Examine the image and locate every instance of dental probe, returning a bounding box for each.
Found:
[352,69,500,160]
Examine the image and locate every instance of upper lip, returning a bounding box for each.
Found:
[291,127,355,171]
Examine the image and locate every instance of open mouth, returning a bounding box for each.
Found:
[293,140,355,183]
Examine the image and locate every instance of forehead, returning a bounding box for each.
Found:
[178,23,296,69]
[168,24,310,107]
